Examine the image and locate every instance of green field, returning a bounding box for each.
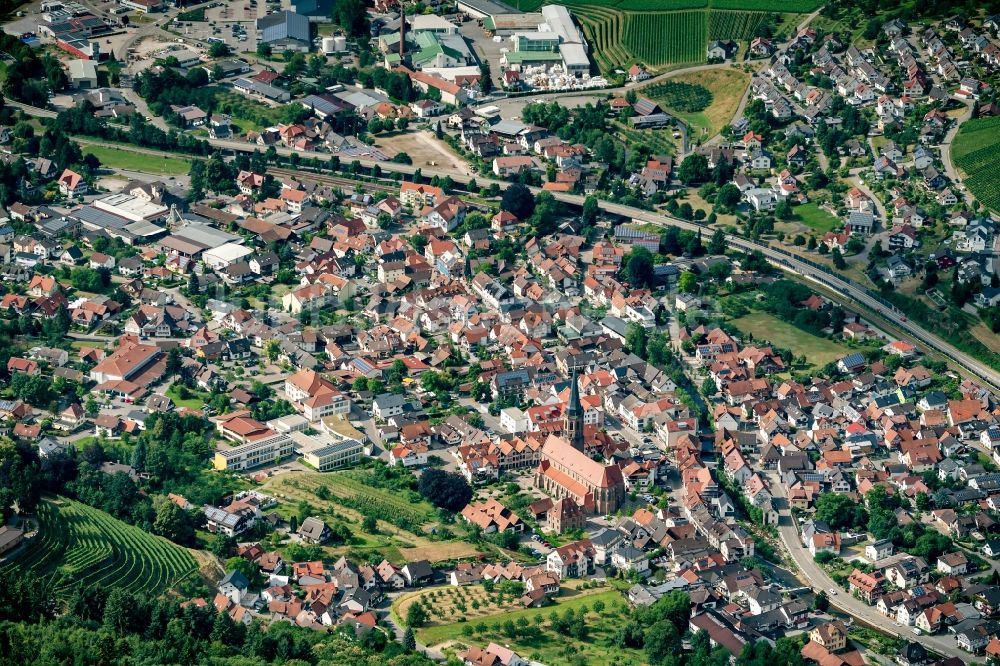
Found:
[708,9,767,40]
[1,497,198,598]
[416,589,642,665]
[260,471,487,565]
[793,202,840,233]
[166,382,208,410]
[731,311,850,367]
[952,116,1000,212]
[527,1,818,73]
[84,145,192,176]
[623,11,707,69]
[515,0,820,10]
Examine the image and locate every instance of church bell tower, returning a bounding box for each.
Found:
[564,366,585,453]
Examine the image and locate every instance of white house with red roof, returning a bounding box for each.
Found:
[58,169,87,198]
[284,368,350,421]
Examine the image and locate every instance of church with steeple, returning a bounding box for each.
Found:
[563,367,585,453]
[534,369,625,515]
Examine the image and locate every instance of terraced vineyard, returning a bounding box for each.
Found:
[953,116,1000,212]
[517,1,819,74]
[1,498,197,598]
[577,8,710,72]
[518,0,821,9]
[575,6,631,73]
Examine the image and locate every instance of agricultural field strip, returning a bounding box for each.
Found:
[536,0,821,9]
[708,10,766,40]
[953,117,1000,211]
[575,7,769,71]
[282,474,434,531]
[623,11,707,68]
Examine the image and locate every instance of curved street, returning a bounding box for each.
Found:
[767,475,965,660]
[939,98,975,207]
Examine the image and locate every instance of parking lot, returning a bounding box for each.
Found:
[171,2,265,54]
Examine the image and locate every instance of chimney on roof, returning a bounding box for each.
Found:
[399,0,406,60]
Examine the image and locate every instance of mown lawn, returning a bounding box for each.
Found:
[166,382,208,410]
[84,145,192,176]
[793,203,840,234]
[731,311,850,367]
[417,589,641,666]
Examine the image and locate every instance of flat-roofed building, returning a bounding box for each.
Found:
[213,431,294,471]
[203,242,253,270]
[483,12,543,34]
[73,205,166,245]
[119,0,161,13]
[512,32,559,52]
[94,193,168,223]
[303,439,364,471]
[320,415,368,443]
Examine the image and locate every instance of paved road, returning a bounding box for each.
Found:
[9,96,1000,391]
[205,134,1000,392]
[4,98,56,119]
[767,474,966,660]
[939,98,976,207]
[121,89,170,132]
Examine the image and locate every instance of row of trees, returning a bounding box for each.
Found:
[53,103,213,157]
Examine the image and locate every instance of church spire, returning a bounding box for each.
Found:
[565,366,585,452]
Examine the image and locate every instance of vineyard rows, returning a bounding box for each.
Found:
[1,498,197,598]
[527,0,820,9]
[953,117,1000,212]
[576,6,631,72]
[573,6,781,73]
[291,473,435,533]
[623,11,707,69]
[708,10,767,41]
